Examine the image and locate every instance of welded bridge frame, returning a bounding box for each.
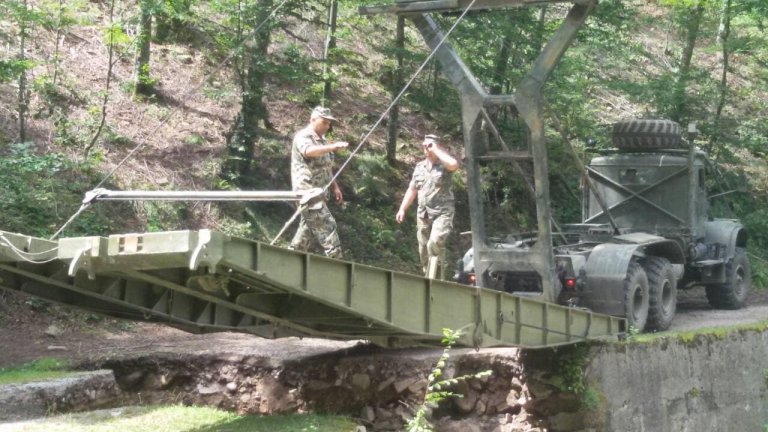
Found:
[0,229,622,349]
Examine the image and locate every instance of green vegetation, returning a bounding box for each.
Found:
[406,328,493,432]
[0,0,766,280]
[524,344,606,409]
[1,405,359,432]
[547,344,591,395]
[0,358,71,385]
[581,386,602,411]
[625,320,768,346]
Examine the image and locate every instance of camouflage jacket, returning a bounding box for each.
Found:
[291,126,334,196]
[409,159,454,219]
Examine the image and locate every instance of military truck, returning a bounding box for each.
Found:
[456,119,750,331]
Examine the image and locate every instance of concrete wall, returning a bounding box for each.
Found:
[583,329,768,432]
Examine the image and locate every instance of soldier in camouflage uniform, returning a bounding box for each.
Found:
[290,106,348,258]
[396,134,460,274]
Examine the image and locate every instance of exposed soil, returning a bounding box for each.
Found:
[0,291,359,369]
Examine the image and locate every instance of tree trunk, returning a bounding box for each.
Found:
[490,34,512,96]
[671,2,705,123]
[133,0,153,97]
[52,0,64,88]
[18,0,29,143]
[386,16,404,165]
[83,0,117,159]
[224,0,274,183]
[708,0,732,153]
[322,0,338,102]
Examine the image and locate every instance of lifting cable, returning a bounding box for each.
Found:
[49,0,292,241]
[270,0,478,245]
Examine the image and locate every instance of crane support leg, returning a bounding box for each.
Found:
[408,1,596,303]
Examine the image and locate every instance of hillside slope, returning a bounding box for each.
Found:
[1,0,766,276]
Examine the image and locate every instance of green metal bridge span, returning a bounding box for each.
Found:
[0,229,624,349]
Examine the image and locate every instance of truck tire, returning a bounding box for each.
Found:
[644,257,677,331]
[705,248,751,309]
[612,119,682,150]
[624,260,650,331]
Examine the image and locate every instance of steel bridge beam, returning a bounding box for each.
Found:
[0,230,623,349]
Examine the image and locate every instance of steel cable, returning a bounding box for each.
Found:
[270,0,478,245]
[50,0,292,240]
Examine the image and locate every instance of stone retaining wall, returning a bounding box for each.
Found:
[524,327,768,431]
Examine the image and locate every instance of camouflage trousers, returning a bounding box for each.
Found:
[290,201,343,259]
[416,211,454,274]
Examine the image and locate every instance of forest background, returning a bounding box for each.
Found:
[0,0,767,287]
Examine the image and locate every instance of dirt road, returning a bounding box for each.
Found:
[671,288,768,331]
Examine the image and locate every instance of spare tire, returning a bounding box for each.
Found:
[612,119,683,150]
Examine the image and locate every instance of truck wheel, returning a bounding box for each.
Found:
[612,119,682,150]
[624,260,650,332]
[705,248,751,309]
[644,257,677,331]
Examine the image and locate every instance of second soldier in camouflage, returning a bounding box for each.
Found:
[396,134,460,274]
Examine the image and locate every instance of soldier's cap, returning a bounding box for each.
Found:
[423,134,438,144]
[311,106,337,121]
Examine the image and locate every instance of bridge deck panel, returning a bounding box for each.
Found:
[0,229,624,348]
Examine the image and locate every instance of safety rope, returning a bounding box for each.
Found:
[270,0,478,246]
[49,0,292,240]
[0,233,60,264]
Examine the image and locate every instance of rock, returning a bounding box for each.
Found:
[394,377,420,394]
[47,345,68,351]
[454,390,478,414]
[377,377,395,391]
[141,372,177,390]
[408,380,426,394]
[434,418,482,432]
[305,380,330,391]
[45,325,63,337]
[351,373,370,391]
[476,399,487,414]
[361,405,375,423]
[547,411,585,432]
[510,377,524,391]
[118,370,144,389]
[526,380,553,399]
[197,382,226,395]
[226,382,238,392]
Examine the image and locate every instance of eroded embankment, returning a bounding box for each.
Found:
[68,326,768,431]
[85,345,538,431]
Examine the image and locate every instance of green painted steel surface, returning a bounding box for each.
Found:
[0,229,624,348]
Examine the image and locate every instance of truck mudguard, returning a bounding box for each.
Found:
[580,236,684,316]
[582,243,640,316]
[703,219,748,259]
